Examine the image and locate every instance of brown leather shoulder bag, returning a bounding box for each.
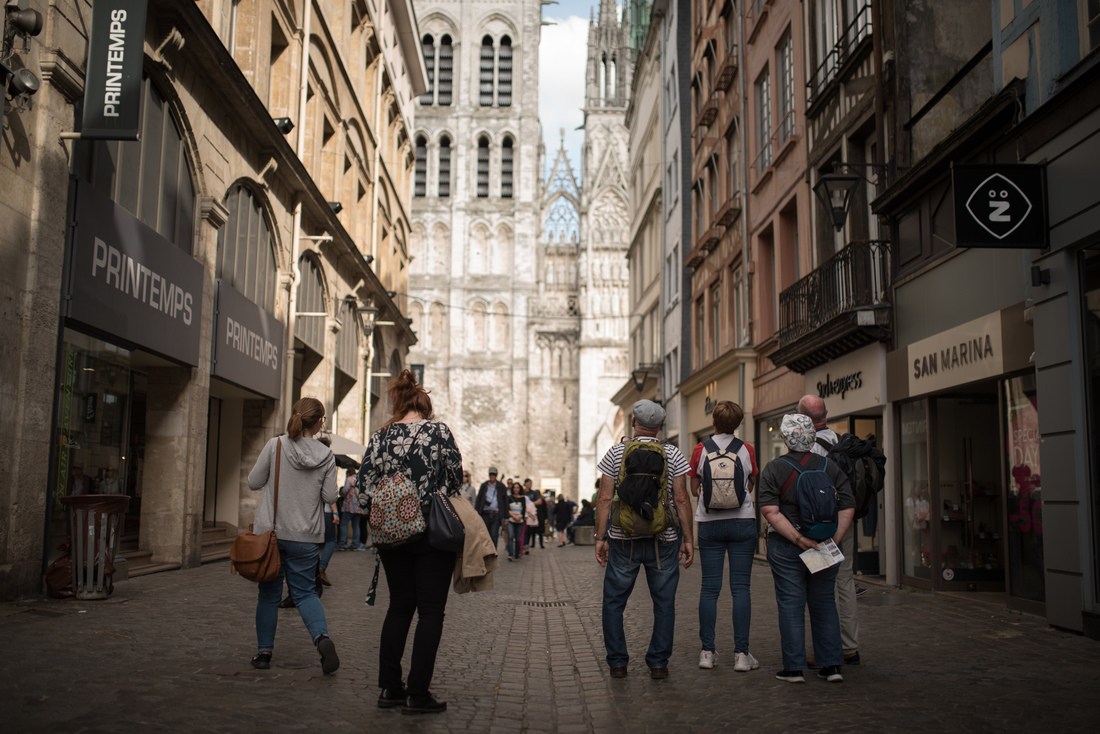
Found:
[230,438,282,582]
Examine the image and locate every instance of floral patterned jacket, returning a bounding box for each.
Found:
[357,420,463,512]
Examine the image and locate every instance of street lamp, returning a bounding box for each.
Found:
[813,172,861,231]
[630,363,658,392]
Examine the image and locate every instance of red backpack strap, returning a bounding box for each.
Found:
[779,452,819,499]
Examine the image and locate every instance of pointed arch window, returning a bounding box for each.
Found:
[414,135,427,197]
[438,135,452,197]
[501,136,514,199]
[438,35,453,105]
[335,298,360,378]
[477,136,490,198]
[76,75,196,251]
[217,183,277,310]
[479,35,495,106]
[419,34,435,104]
[420,33,454,106]
[470,302,488,351]
[498,36,513,107]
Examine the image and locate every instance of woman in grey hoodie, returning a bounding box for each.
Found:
[247,397,340,674]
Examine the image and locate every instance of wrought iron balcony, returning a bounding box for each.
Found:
[769,240,891,373]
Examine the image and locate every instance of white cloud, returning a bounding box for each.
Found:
[539,14,589,181]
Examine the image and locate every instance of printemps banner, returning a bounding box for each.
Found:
[81,0,148,140]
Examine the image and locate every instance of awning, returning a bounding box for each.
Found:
[327,434,367,469]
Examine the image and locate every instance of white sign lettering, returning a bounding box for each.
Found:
[91,237,194,325]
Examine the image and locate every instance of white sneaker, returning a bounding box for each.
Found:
[698,650,717,669]
[734,652,760,672]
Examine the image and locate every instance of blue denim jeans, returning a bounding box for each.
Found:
[602,537,681,668]
[766,532,842,670]
[339,512,361,547]
[698,518,757,654]
[481,512,502,548]
[256,540,330,652]
[507,522,524,559]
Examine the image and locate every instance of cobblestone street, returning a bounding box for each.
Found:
[4,541,1099,733]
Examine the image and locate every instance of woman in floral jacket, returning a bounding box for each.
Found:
[357,370,462,715]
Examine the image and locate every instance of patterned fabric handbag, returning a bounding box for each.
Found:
[368,424,427,548]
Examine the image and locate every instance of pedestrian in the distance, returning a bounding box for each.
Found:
[357,369,463,715]
[246,397,340,675]
[554,494,575,546]
[506,481,528,561]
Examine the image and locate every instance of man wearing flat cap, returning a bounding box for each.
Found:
[593,399,694,681]
[475,466,509,549]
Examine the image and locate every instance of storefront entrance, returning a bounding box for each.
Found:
[52,329,148,561]
[898,375,1043,606]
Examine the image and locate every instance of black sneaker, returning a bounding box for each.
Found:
[250,652,271,670]
[402,694,447,715]
[775,669,805,683]
[818,665,844,682]
[378,687,407,709]
[315,635,339,674]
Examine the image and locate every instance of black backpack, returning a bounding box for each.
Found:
[817,434,886,520]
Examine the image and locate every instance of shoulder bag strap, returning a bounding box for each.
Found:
[779,452,816,498]
[273,437,282,523]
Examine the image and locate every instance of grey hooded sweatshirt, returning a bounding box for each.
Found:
[248,435,339,543]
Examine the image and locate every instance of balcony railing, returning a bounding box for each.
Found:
[777,239,891,349]
[807,1,873,105]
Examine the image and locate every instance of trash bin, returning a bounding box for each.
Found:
[59,494,130,600]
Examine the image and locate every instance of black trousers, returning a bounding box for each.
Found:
[378,534,454,695]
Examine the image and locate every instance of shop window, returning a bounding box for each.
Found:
[899,400,931,580]
[1004,374,1043,603]
[76,75,196,251]
[217,184,278,311]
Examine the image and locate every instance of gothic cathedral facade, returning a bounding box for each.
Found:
[408,0,631,501]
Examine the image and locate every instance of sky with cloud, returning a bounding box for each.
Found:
[540,1,613,184]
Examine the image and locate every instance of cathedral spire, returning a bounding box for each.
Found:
[585,0,633,110]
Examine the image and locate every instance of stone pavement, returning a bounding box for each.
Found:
[3,539,1099,733]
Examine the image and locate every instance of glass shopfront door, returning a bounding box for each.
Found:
[934,387,1004,591]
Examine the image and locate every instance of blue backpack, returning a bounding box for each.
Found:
[778,453,838,541]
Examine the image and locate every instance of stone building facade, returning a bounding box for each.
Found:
[0,0,423,597]
[408,0,632,500]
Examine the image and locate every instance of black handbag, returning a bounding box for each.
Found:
[428,491,465,553]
